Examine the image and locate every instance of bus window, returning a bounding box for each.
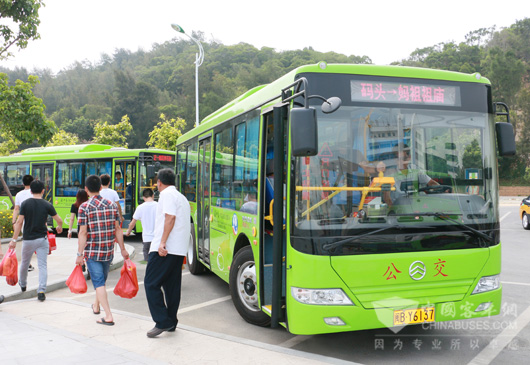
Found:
[6,162,30,196]
[212,127,233,209]
[56,161,83,197]
[183,141,198,202]
[85,160,112,177]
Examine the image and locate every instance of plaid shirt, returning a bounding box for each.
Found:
[78,195,120,261]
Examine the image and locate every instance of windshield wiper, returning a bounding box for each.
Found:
[389,212,494,244]
[322,225,404,251]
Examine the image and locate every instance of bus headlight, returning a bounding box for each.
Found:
[472,275,500,294]
[291,287,354,305]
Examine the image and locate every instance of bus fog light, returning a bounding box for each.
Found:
[472,275,500,294]
[475,302,492,312]
[291,287,354,305]
[324,317,346,326]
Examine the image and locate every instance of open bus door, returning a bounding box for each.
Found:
[113,159,136,228]
[261,106,288,327]
[196,135,212,266]
[31,162,55,204]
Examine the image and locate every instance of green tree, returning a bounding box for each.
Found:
[0,0,44,60]
[146,114,186,151]
[0,73,57,150]
[46,129,79,146]
[93,115,133,147]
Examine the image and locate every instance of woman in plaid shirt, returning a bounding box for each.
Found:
[75,175,129,326]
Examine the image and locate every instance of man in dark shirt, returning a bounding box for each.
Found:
[9,180,63,301]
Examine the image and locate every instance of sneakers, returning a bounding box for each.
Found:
[0,295,4,304]
[28,264,34,272]
[37,292,46,301]
[20,285,26,292]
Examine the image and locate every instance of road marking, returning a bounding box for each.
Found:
[500,212,511,222]
[502,281,530,287]
[279,335,313,348]
[178,295,232,313]
[468,305,530,365]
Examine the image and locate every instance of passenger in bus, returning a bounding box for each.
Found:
[115,171,124,189]
[100,174,124,223]
[241,180,258,214]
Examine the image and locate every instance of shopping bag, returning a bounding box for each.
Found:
[113,259,139,299]
[0,249,17,278]
[48,232,56,255]
[66,265,87,294]
[6,268,18,286]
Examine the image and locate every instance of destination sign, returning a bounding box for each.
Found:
[351,80,461,106]
[153,154,174,162]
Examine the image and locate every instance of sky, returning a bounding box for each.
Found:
[1,0,528,74]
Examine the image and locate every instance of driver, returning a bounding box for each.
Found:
[382,143,441,205]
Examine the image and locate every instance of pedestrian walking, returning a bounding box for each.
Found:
[144,168,190,338]
[12,174,35,272]
[125,188,157,263]
[75,175,129,325]
[67,189,89,238]
[9,180,63,301]
[100,174,124,223]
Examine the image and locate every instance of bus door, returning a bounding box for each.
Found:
[260,106,288,322]
[114,159,136,227]
[31,162,54,204]
[197,135,212,265]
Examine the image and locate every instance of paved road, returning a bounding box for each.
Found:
[44,202,530,364]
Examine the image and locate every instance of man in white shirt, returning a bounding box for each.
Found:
[125,188,157,262]
[144,168,190,338]
[12,174,35,272]
[12,175,33,224]
[99,174,124,223]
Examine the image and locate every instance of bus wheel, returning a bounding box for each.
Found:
[523,213,530,230]
[187,227,205,275]
[229,246,271,327]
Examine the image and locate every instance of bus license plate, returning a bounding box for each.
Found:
[393,307,435,326]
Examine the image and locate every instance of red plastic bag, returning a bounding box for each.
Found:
[48,232,56,255]
[66,265,87,294]
[113,259,139,299]
[6,268,18,286]
[0,249,17,278]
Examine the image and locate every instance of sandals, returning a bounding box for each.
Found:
[92,304,101,315]
[97,318,114,326]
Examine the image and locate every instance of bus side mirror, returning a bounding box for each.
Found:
[291,107,318,157]
[496,122,516,156]
[147,165,155,177]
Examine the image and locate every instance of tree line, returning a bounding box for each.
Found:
[1,18,529,184]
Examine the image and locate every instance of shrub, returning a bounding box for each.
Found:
[0,210,14,238]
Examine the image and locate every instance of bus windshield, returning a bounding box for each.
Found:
[292,77,498,256]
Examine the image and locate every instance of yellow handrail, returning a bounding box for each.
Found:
[297,177,395,217]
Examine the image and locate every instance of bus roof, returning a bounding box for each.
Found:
[178,63,491,143]
[0,144,175,162]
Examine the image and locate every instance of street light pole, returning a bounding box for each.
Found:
[171,23,204,128]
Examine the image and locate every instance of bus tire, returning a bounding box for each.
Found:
[229,245,271,327]
[187,226,206,275]
[523,213,530,230]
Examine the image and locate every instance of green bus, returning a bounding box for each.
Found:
[0,144,175,231]
[177,62,515,335]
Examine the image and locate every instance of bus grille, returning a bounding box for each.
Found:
[352,279,475,309]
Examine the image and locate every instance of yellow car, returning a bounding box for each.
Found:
[520,196,530,229]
